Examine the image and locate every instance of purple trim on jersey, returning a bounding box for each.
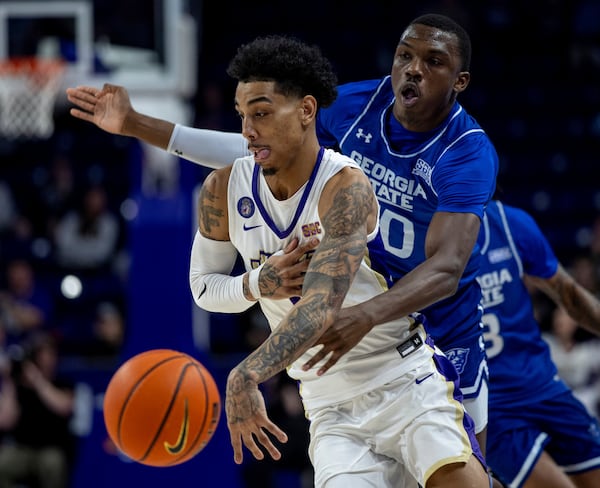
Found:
[252,147,324,239]
[431,344,487,470]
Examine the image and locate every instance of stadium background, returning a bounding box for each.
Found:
[0,1,598,487]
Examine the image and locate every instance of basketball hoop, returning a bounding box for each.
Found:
[0,57,66,139]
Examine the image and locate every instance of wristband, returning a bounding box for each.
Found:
[248,266,262,300]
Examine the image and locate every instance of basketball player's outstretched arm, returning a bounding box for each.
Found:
[66,84,245,169]
[527,264,600,335]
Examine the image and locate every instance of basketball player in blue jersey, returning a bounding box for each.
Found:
[66,14,499,456]
[479,199,600,488]
[69,34,492,487]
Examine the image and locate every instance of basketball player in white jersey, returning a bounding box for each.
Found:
[67,34,491,488]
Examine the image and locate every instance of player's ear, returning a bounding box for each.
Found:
[454,71,470,94]
[300,95,317,125]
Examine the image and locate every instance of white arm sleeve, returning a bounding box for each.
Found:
[168,125,250,169]
[189,230,256,313]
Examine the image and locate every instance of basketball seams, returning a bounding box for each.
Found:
[115,354,188,449]
[165,361,216,465]
[139,358,191,462]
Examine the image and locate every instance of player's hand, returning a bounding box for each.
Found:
[259,237,319,299]
[225,369,288,464]
[301,304,374,375]
[66,83,132,135]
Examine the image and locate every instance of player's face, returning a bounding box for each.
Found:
[234,81,306,176]
[390,23,470,132]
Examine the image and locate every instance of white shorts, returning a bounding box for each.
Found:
[463,378,489,434]
[306,355,478,487]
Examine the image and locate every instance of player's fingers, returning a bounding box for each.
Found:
[69,108,94,122]
[229,432,245,464]
[282,237,300,254]
[264,420,288,444]
[290,258,311,274]
[240,431,265,461]
[253,427,284,461]
[283,275,304,289]
[317,353,342,376]
[294,237,319,256]
[70,86,100,102]
[67,95,96,112]
[301,347,329,371]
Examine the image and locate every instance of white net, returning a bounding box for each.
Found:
[0,57,65,139]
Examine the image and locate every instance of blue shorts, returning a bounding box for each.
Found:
[443,332,488,400]
[442,332,489,433]
[487,390,600,487]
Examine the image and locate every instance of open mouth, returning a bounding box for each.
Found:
[251,147,271,161]
[401,84,419,101]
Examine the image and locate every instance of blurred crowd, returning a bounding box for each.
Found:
[0,114,132,487]
[0,116,130,366]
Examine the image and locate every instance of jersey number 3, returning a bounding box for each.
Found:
[481,312,503,359]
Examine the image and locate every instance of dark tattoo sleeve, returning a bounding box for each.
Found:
[237,178,375,383]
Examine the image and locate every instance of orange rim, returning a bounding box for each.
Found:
[0,56,66,75]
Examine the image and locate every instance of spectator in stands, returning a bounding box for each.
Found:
[590,215,600,288]
[87,302,125,360]
[0,202,36,265]
[543,305,600,419]
[0,332,76,488]
[55,301,125,362]
[0,259,54,345]
[37,155,77,239]
[53,184,119,272]
[0,181,16,237]
[568,253,599,299]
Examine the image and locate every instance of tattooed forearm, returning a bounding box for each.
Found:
[238,292,333,382]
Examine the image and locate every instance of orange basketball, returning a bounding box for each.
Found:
[103,349,221,467]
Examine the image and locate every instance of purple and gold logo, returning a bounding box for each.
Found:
[237,197,255,218]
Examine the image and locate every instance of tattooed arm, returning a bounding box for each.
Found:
[526,264,600,336]
[226,166,377,464]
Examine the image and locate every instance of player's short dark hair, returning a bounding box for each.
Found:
[409,13,472,71]
[226,35,338,109]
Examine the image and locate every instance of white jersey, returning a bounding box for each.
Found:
[227,147,431,410]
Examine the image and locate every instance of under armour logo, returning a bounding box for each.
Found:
[356,128,372,143]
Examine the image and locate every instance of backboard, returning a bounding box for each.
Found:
[0,0,197,124]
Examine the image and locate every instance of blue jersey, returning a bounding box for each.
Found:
[480,200,600,486]
[316,76,499,349]
[478,200,569,407]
